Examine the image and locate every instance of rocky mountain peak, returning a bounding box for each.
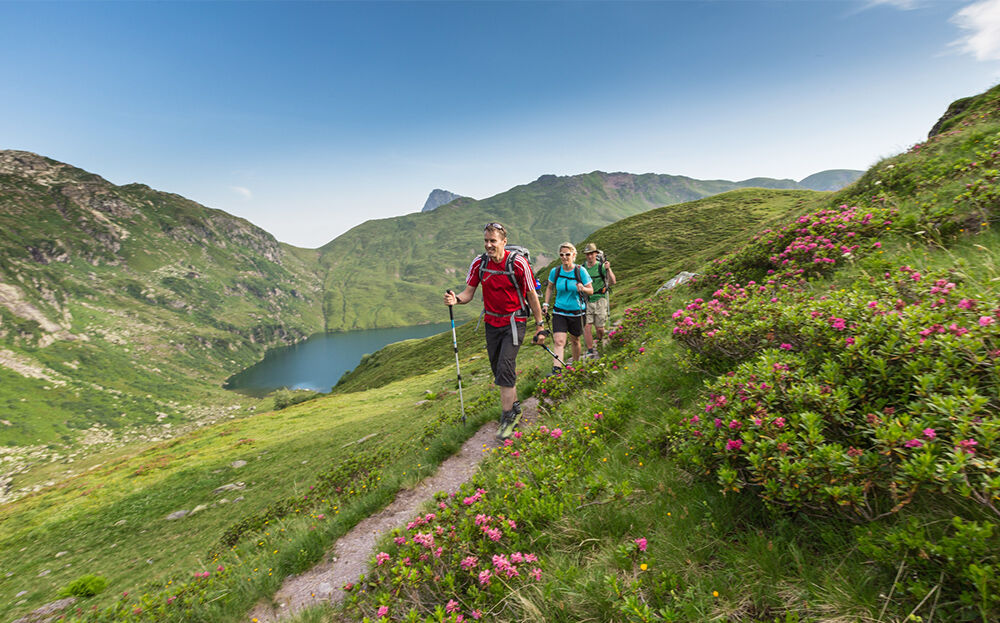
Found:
[421,189,465,212]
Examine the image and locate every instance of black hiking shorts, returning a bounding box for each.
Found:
[552,313,584,337]
[485,321,526,388]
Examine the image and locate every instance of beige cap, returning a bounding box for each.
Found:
[582,243,598,254]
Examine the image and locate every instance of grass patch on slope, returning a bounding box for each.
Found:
[0,354,507,622]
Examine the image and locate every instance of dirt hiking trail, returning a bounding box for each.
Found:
[248,397,540,622]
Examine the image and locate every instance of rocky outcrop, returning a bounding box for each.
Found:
[421,189,464,212]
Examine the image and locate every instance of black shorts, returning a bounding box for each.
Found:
[552,313,584,337]
[485,321,526,387]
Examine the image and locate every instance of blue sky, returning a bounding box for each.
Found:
[3,1,999,248]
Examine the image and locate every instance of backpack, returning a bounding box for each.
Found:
[552,264,587,316]
[477,245,532,344]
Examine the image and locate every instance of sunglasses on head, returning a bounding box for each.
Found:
[484,222,506,234]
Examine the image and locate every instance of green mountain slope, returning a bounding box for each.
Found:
[0,151,324,467]
[317,171,806,331]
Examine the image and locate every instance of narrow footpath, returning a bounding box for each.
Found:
[247,397,540,622]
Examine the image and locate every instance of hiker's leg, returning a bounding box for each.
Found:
[553,331,567,365]
[500,385,517,411]
[584,303,596,350]
[568,316,583,361]
[491,322,524,411]
[569,334,581,361]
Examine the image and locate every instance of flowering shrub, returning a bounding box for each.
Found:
[668,256,1000,617]
[607,295,677,348]
[674,266,999,521]
[704,203,896,288]
[536,342,642,402]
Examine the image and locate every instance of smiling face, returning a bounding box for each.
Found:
[559,246,575,267]
[484,227,507,263]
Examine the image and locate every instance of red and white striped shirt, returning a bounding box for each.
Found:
[466,250,535,327]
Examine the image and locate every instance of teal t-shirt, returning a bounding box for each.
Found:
[548,265,592,315]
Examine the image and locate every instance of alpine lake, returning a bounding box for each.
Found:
[224,322,453,396]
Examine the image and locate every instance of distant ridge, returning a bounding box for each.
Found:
[421,189,465,212]
[316,169,846,331]
[798,169,863,191]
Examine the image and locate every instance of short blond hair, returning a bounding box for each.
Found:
[559,242,577,255]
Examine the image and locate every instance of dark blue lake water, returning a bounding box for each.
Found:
[224,322,452,395]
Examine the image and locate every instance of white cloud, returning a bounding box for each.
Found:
[230,186,253,200]
[865,0,922,9]
[952,0,1000,61]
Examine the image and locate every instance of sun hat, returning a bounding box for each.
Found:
[582,243,598,254]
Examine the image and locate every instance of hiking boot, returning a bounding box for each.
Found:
[547,366,561,377]
[586,348,598,359]
[511,400,523,430]
[497,409,516,440]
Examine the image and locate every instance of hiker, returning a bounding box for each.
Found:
[541,243,593,374]
[582,242,616,357]
[443,222,545,438]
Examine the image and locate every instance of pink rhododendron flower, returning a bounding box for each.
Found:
[847,447,863,457]
[958,439,978,454]
[980,316,995,326]
[726,439,743,451]
[550,428,563,439]
[779,343,792,350]
[377,606,389,618]
[478,569,492,585]
[923,428,936,439]
[904,439,923,448]
[531,567,542,581]
[446,600,460,614]
[376,552,390,566]
[635,537,647,552]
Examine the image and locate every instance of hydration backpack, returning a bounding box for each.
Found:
[592,250,611,295]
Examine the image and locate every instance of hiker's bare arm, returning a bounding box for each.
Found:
[542,283,553,308]
[605,262,616,286]
[578,281,594,295]
[444,285,477,306]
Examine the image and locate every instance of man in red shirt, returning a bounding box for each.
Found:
[444,222,545,438]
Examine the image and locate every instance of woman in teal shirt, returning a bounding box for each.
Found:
[541,242,593,374]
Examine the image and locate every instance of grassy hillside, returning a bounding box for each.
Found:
[3,83,999,623]
[0,152,324,497]
[317,171,806,332]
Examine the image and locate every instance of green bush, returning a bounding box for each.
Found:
[59,574,108,598]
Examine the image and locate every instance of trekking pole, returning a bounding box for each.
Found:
[446,290,467,424]
[532,329,568,368]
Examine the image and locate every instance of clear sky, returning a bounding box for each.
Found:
[2,0,999,248]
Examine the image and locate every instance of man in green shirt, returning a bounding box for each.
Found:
[582,243,616,358]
